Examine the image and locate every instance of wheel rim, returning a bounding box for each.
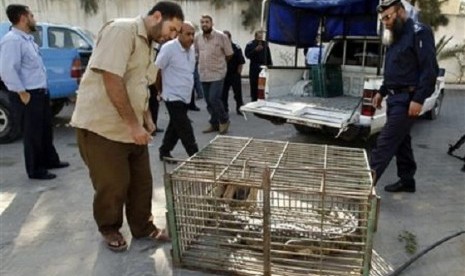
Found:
[0,107,8,133]
[434,98,441,116]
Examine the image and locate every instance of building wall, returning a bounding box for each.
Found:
[1,0,463,82]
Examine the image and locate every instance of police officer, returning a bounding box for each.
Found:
[245,30,272,102]
[222,30,245,115]
[370,0,439,193]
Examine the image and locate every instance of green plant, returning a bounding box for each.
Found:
[398,230,418,255]
[79,0,99,15]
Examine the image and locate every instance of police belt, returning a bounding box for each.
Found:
[386,86,415,95]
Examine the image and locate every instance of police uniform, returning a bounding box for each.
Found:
[370,2,439,192]
[222,42,245,114]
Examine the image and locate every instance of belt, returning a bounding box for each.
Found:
[386,86,415,95]
[27,88,47,93]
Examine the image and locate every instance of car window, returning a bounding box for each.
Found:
[326,40,343,65]
[31,26,43,47]
[327,39,385,67]
[48,27,91,49]
[346,41,364,65]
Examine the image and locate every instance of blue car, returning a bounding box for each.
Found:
[0,21,94,143]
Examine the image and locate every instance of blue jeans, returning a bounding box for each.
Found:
[202,80,229,126]
[193,64,204,98]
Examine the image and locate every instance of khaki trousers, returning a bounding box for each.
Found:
[76,129,157,237]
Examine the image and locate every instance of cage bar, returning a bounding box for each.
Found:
[164,136,377,276]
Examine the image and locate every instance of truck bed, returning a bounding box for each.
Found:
[270,95,361,112]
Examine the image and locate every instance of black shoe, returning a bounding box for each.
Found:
[47,161,69,169]
[155,128,164,133]
[188,106,201,111]
[384,179,416,193]
[236,110,243,116]
[29,172,57,180]
[159,152,178,164]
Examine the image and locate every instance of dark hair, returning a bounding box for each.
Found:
[148,1,184,21]
[201,15,213,23]
[6,4,29,25]
[223,30,231,39]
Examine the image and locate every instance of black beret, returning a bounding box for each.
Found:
[377,0,401,13]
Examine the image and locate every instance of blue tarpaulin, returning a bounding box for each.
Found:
[267,0,379,47]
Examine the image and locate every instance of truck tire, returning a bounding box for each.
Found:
[0,92,21,144]
[293,124,320,134]
[424,92,443,120]
[50,100,65,116]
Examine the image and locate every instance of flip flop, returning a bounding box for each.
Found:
[102,231,128,252]
[149,228,171,243]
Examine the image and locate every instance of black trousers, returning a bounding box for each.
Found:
[222,73,244,112]
[249,67,261,102]
[159,101,198,157]
[9,90,60,177]
[370,93,417,183]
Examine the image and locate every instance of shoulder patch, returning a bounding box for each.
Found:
[413,22,424,33]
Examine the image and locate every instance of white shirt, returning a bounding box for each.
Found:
[306,46,325,65]
[155,39,195,103]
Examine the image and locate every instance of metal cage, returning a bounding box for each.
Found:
[164,136,378,276]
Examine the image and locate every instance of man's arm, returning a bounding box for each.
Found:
[0,40,30,104]
[245,41,257,59]
[412,26,439,105]
[101,70,151,145]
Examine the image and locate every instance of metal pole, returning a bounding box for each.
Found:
[262,167,271,276]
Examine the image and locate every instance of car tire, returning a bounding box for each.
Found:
[424,92,443,120]
[0,92,21,144]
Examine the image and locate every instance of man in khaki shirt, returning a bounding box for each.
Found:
[194,15,233,134]
[71,2,183,252]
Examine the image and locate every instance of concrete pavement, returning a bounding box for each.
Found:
[0,88,464,276]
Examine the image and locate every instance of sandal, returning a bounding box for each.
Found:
[149,228,171,243]
[102,231,128,252]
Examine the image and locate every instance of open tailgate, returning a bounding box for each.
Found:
[241,99,361,130]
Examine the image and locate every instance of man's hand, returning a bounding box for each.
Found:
[143,110,156,134]
[372,93,383,109]
[18,91,30,105]
[408,101,423,118]
[129,123,152,145]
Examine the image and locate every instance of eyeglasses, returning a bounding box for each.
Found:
[380,11,397,22]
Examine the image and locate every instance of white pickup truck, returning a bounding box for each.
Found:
[241,36,445,141]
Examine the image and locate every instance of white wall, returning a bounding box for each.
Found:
[1,0,463,82]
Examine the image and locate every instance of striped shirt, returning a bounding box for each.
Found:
[194,29,233,82]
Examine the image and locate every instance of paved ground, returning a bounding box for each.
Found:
[0,87,464,276]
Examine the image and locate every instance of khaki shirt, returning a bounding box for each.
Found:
[195,29,233,82]
[71,16,157,143]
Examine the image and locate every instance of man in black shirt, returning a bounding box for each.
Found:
[370,0,438,193]
[245,30,272,102]
[222,30,245,115]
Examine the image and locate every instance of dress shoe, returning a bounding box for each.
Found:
[29,172,57,180]
[155,128,164,133]
[188,106,201,111]
[47,161,69,169]
[202,125,219,134]
[384,179,416,193]
[159,152,178,165]
[219,121,230,134]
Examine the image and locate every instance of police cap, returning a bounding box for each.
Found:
[377,0,401,13]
